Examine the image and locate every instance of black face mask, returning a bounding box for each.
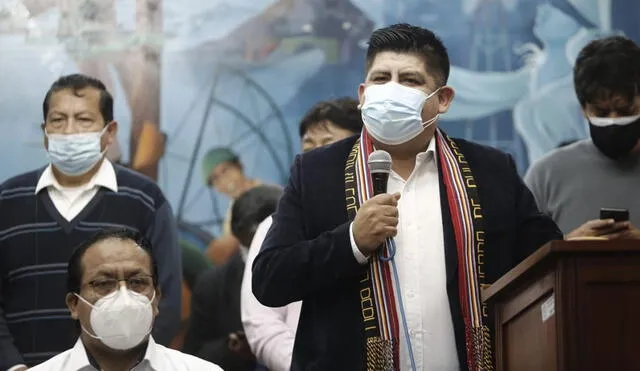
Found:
[589,118,640,160]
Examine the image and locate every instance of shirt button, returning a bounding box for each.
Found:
[407,291,415,299]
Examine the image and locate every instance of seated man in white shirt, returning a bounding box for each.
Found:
[240,97,362,371]
[31,229,221,371]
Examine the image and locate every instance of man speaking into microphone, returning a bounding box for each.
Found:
[252,23,562,371]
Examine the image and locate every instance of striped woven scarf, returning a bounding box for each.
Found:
[344,128,494,370]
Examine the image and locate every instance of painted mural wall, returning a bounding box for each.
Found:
[1,0,639,244]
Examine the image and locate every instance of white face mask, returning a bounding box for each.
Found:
[76,286,155,350]
[588,114,640,127]
[360,82,441,145]
[46,126,108,176]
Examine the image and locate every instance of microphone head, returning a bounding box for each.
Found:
[368,150,392,174]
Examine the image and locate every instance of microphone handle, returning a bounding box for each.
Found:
[371,172,390,196]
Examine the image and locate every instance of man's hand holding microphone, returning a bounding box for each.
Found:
[352,193,401,256]
[351,150,399,257]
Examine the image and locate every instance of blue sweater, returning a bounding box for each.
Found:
[0,165,182,368]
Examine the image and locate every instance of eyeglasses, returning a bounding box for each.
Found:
[86,275,154,296]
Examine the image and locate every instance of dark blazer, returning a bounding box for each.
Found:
[252,135,562,371]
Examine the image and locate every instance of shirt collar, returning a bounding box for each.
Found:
[35,159,118,194]
[144,335,160,370]
[63,339,91,369]
[68,336,159,370]
[417,137,437,163]
[239,245,249,263]
[373,137,437,164]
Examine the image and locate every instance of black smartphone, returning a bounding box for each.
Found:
[600,208,630,222]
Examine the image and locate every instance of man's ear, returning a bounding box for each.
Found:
[153,287,162,316]
[106,121,118,146]
[66,293,79,320]
[358,83,366,108]
[436,86,456,114]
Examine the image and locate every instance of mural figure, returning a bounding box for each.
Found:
[200,147,262,264]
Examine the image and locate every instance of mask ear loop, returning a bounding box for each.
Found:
[100,122,114,136]
[420,87,443,129]
[97,122,118,159]
[422,114,440,129]
[74,293,102,339]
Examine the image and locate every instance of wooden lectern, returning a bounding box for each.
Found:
[483,239,640,371]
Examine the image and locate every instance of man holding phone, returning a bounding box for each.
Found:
[525,36,640,240]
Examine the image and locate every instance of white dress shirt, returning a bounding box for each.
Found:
[350,139,459,370]
[29,336,222,371]
[35,160,118,221]
[241,216,302,371]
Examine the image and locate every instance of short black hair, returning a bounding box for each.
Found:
[67,228,158,293]
[574,36,640,107]
[298,97,363,138]
[231,185,283,247]
[366,23,450,85]
[43,74,114,123]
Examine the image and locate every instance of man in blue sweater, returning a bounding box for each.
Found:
[0,74,181,370]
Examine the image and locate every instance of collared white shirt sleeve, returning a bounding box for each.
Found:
[241,216,302,371]
[35,159,118,221]
[349,222,370,264]
[29,337,222,371]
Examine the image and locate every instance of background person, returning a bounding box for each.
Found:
[241,97,362,371]
[31,229,221,371]
[525,36,640,239]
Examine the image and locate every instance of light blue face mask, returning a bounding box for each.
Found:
[361,82,441,145]
[46,126,109,176]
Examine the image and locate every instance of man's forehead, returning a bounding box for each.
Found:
[591,94,640,109]
[368,52,427,73]
[83,238,148,267]
[367,51,440,87]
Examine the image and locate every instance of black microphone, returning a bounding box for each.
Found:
[368,150,392,196]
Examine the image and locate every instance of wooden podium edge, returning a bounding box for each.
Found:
[482,241,553,302]
[482,239,640,302]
